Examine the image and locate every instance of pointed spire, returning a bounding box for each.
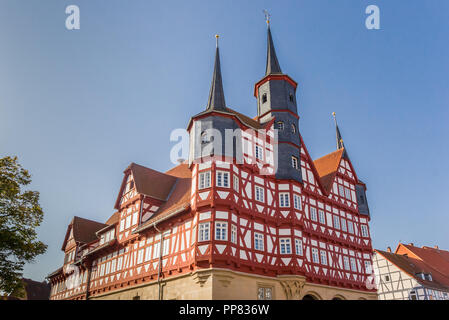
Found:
[332,112,345,150]
[206,34,226,111]
[265,22,282,76]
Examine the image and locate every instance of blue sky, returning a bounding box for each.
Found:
[1,0,448,281]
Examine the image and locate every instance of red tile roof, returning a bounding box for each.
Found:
[61,216,108,250]
[375,249,449,291]
[313,149,345,194]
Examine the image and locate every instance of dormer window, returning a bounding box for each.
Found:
[262,93,267,104]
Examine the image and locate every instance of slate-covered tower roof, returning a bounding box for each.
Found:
[206,35,226,111]
[265,25,282,75]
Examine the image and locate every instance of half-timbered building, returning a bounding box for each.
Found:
[373,243,449,300]
[47,23,377,300]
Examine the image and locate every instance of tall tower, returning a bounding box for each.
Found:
[254,22,302,182]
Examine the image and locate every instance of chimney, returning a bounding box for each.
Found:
[434,245,439,249]
[409,243,414,246]
[387,247,392,253]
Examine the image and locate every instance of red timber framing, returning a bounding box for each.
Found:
[48,112,374,300]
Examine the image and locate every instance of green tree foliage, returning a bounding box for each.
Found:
[0,156,47,295]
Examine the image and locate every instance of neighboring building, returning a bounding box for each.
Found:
[373,243,449,300]
[47,23,376,300]
[7,278,50,300]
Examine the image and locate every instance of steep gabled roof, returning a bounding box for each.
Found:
[375,249,449,292]
[61,216,108,251]
[313,149,345,194]
[114,163,178,209]
[395,244,449,281]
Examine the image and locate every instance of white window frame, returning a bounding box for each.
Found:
[216,171,230,188]
[293,194,301,210]
[311,248,319,264]
[350,257,357,272]
[279,193,290,207]
[137,249,144,265]
[233,175,239,192]
[198,171,211,190]
[144,246,152,262]
[279,238,291,254]
[347,221,354,234]
[333,215,340,230]
[341,218,347,232]
[320,250,328,266]
[361,225,369,237]
[231,224,237,244]
[310,207,318,222]
[343,256,350,270]
[255,145,264,161]
[254,232,264,251]
[344,187,351,200]
[295,238,303,256]
[291,156,298,169]
[198,222,210,242]
[125,215,131,229]
[119,219,125,232]
[162,238,170,256]
[318,210,325,224]
[215,221,228,241]
[338,185,345,197]
[255,185,265,203]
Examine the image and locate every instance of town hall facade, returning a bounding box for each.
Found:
[47,23,377,300]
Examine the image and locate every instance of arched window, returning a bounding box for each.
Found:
[291,124,296,133]
[262,93,267,104]
[201,131,208,144]
[289,93,294,102]
[276,121,284,131]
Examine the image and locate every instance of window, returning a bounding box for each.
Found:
[215,222,227,241]
[137,249,144,264]
[231,225,237,244]
[364,261,372,274]
[117,256,123,271]
[361,225,369,237]
[291,124,296,134]
[255,145,263,161]
[344,187,351,200]
[144,246,152,262]
[289,93,294,102]
[125,215,131,229]
[311,248,319,264]
[280,238,291,254]
[291,156,298,169]
[276,121,284,131]
[255,186,264,202]
[343,256,350,270]
[320,250,328,265]
[333,215,340,229]
[198,222,210,242]
[410,291,417,300]
[254,233,264,251]
[162,238,170,256]
[233,175,239,192]
[310,207,317,222]
[201,131,208,144]
[295,239,303,256]
[262,93,267,104]
[293,194,301,210]
[384,275,390,282]
[350,257,357,272]
[318,210,326,224]
[347,221,354,234]
[199,171,211,189]
[216,171,230,188]
[119,219,125,232]
[279,193,290,207]
[341,218,347,232]
[338,185,345,197]
[258,287,272,300]
[132,211,138,226]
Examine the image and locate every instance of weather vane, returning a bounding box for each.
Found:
[263,9,271,25]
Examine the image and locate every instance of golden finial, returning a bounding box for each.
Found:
[215,34,219,47]
[263,9,271,26]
